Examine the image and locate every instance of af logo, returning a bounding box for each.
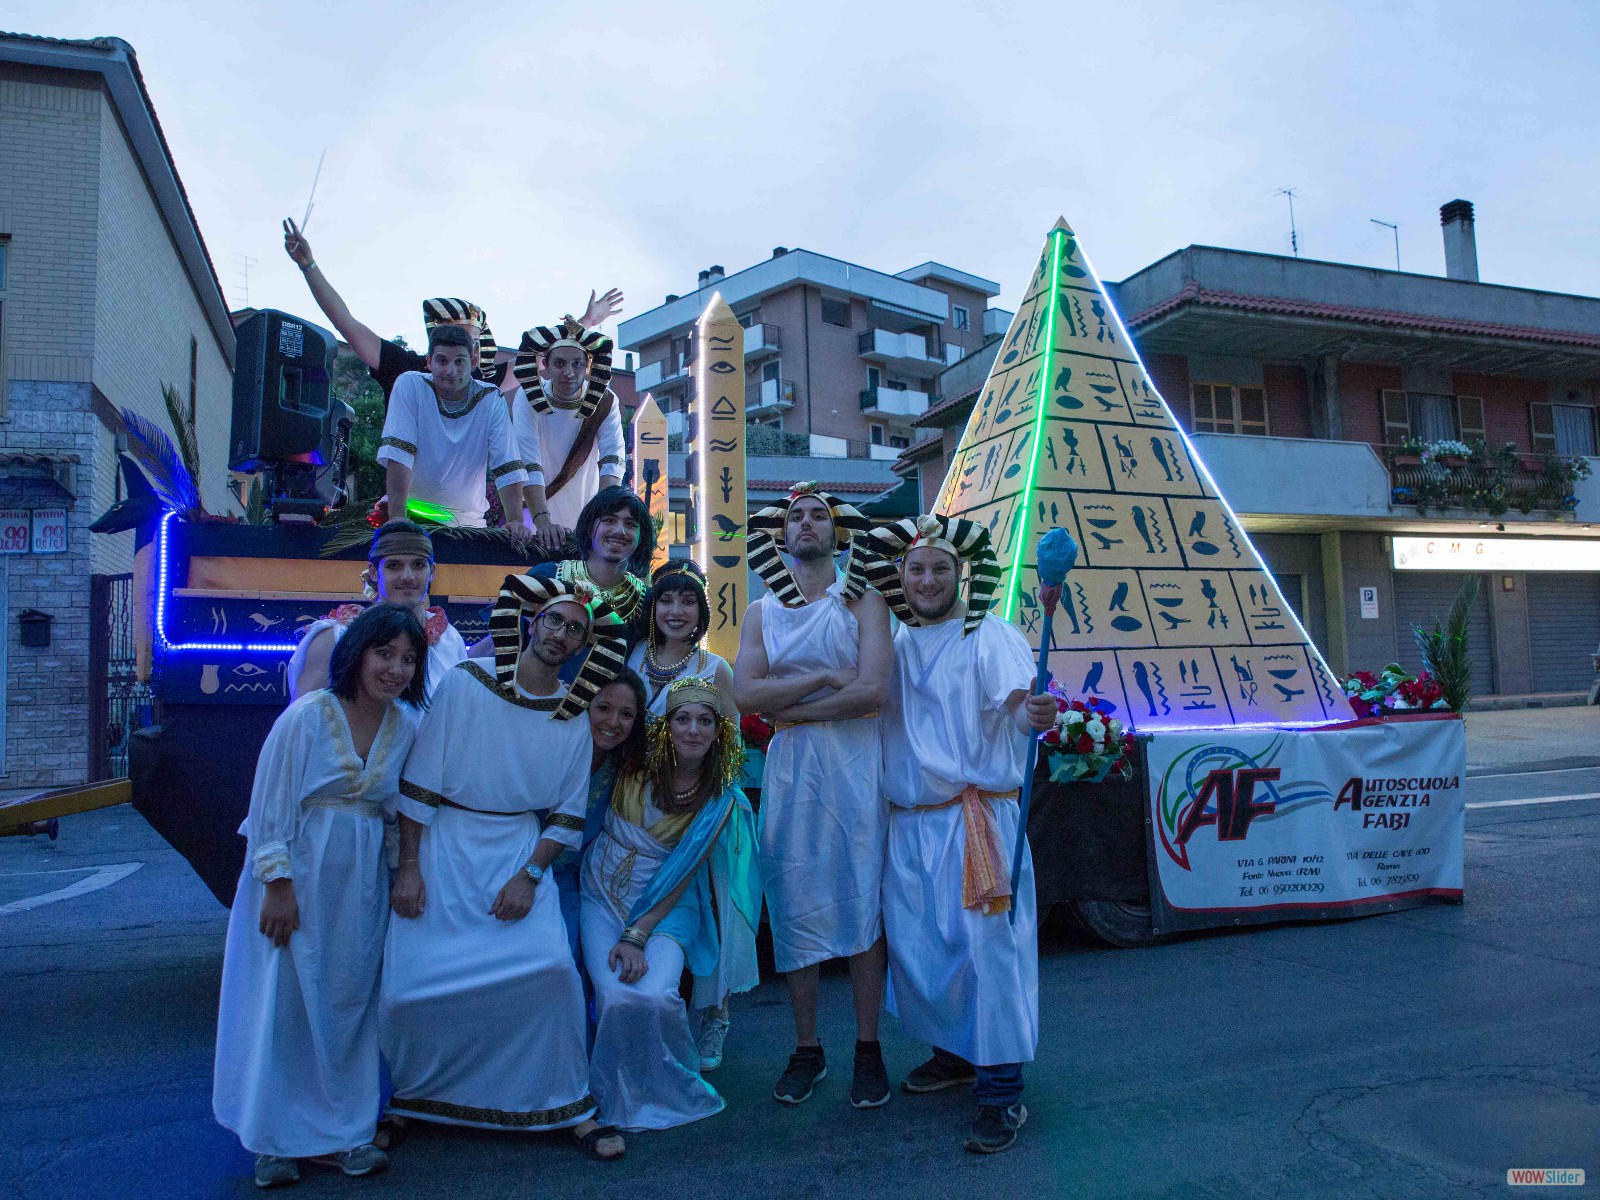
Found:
[1155,738,1331,871]
[1175,767,1280,846]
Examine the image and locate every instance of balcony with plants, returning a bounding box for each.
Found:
[1386,438,1594,517]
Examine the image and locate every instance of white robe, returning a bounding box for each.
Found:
[513,386,626,531]
[880,614,1039,1066]
[579,786,724,1132]
[287,613,467,703]
[213,691,420,1157]
[625,644,731,719]
[758,580,885,972]
[376,372,525,527]
[380,661,596,1131]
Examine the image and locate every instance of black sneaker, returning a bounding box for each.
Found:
[902,1052,978,1094]
[773,1045,827,1105]
[964,1102,1028,1154]
[849,1043,891,1109]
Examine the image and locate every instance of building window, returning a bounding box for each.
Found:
[889,434,910,449]
[737,310,759,328]
[761,359,781,384]
[188,336,199,426]
[1535,403,1599,457]
[952,305,970,331]
[821,297,851,328]
[1383,390,1486,445]
[870,425,884,446]
[1191,383,1268,435]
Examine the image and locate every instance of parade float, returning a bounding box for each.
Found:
[934,219,1466,945]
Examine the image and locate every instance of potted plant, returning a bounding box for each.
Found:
[1389,437,1426,468]
[1427,439,1473,468]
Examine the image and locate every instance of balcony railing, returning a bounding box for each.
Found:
[859,386,932,418]
[747,378,796,413]
[744,323,781,359]
[858,328,944,372]
[1388,451,1588,516]
[635,358,690,391]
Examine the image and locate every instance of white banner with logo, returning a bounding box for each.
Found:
[1144,716,1465,933]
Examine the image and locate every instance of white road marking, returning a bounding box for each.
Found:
[1467,792,1600,811]
[1471,765,1600,782]
[0,862,144,916]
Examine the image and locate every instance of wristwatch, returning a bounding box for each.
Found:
[521,862,546,884]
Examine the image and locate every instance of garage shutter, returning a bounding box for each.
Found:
[1526,573,1600,693]
[1392,572,1494,696]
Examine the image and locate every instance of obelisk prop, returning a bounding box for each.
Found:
[691,294,747,663]
[631,392,671,574]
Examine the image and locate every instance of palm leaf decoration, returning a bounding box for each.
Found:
[1412,575,1479,712]
[161,382,203,491]
[119,404,204,517]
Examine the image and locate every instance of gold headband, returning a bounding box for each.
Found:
[662,676,721,714]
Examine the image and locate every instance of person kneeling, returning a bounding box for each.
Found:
[213,605,427,1188]
[580,677,760,1132]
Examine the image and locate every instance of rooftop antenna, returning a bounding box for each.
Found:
[235,253,258,307]
[1274,187,1300,257]
[1370,218,1400,271]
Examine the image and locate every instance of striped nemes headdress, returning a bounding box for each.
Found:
[422,297,498,380]
[487,573,628,720]
[512,316,614,417]
[866,514,1001,636]
[746,482,871,607]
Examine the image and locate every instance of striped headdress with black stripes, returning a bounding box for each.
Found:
[487,573,628,720]
[421,297,498,380]
[866,514,1000,636]
[512,317,614,417]
[746,482,871,607]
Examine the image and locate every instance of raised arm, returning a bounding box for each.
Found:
[282,218,383,369]
[579,287,625,331]
[768,590,890,723]
[730,601,846,714]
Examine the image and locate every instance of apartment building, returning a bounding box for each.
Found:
[903,202,1600,699]
[0,33,235,788]
[619,249,1003,461]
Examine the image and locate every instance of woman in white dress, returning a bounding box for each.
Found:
[580,677,760,1132]
[214,604,427,1190]
[622,559,741,1067]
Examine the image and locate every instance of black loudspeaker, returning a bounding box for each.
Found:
[229,309,337,470]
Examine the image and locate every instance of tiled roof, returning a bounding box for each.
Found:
[891,435,944,475]
[913,383,982,428]
[1126,283,1600,349]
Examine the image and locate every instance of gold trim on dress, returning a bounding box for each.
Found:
[431,382,490,419]
[388,1093,597,1129]
[546,812,584,831]
[399,778,445,808]
[379,435,418,456]
[462,661,561,711]
[490,460,523,481]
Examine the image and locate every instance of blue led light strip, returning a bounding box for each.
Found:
[154,511,300,654]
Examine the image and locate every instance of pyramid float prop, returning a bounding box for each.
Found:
[935,219,1353,730]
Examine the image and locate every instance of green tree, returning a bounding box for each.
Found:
[333,339,404,502]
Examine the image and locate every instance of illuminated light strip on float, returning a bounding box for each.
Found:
[154,510,300,654]
[1001,226,1064,621]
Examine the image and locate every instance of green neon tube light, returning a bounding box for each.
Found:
[404,498,456,524]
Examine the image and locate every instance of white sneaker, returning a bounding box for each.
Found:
[253,1155,299,1188]
[697,1013,731,1072]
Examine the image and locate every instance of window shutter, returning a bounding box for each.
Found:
[1191,384,1213,432]
[1456,395,1485,442]
[1529,402,1557,453]
[1381,389,1410,444]
[1239,386,1268,435]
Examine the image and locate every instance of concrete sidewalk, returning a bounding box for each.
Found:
[1464,702,1600,775]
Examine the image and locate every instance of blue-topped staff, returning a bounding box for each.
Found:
[1010,527,1079,924]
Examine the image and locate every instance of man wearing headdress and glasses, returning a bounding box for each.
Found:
[380,575,630,1161]
[732,483,893,1110]
[282,218,621,404]
[864,515,1058,1155]
[511,318,628,551]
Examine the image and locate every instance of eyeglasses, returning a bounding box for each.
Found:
[536,610,589,640]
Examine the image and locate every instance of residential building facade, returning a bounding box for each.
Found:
[902,203,1600,699]
[1,34,235,788]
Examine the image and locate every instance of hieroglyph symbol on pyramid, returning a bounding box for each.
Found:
[934,218,1352,731]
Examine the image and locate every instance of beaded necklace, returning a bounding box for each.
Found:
[558,558,645,623]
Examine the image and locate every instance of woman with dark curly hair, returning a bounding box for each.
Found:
[625,559,737,720]
[214,604,427,1189]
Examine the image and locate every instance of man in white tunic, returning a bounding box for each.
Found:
[381,573,630,1161]
[288,520,467,702]
[376,323,528,528]
[733,484,893,1109]
[510,317,626,549]
[866,515,1058,1155]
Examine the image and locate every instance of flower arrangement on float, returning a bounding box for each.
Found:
[1039,682,1137,783]
[1341,664,1448,718]
[735,713,775,792]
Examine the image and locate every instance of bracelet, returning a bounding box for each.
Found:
[399,857,419,866]
[299,260,317,273]
[619,925,648,949]
[533,510,551,520]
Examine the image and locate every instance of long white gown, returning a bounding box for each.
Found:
[287,610,467,702]
[879,614,1040,1067]
[380,661,596,1131]
[625,644,731,720]
[213,691,420,1158]
[579,786,724,1132]
[512,385,627,531]
[376,373,526,527]
[757,579,885,972]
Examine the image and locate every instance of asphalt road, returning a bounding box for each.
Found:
[1,768,1596,1200]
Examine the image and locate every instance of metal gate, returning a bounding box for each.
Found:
[1526,573,1600,692]
[89,573,154,780]
[1393,572,1495,696]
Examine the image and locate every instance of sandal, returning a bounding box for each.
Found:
[572,1123,625,1162]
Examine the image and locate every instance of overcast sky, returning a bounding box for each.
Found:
[15,0,1600,348]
